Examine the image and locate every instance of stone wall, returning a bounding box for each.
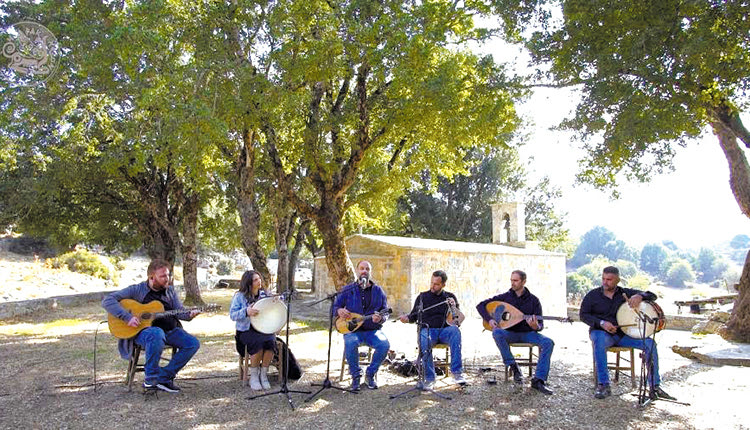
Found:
[313,234,566,319]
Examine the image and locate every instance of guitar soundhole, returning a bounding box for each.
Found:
[141,312,152,319]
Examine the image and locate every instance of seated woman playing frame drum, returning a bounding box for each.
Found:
[230,270,278,390]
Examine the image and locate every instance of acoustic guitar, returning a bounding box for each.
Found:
[335,308,392,334]
[481,301,571,331]
[108,299,220,339]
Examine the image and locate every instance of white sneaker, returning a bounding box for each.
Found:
[422,380,435,390]
[249,367,262,390]
[453,373,467,386]
[259,366,271,390]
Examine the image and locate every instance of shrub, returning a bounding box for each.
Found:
[665,259,695,288]
[216,258,234,276]
[566,272,593,296]
[46,249,117,281]
[625,273,651,291]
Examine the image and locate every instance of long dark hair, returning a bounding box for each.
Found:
[239,270,263,301]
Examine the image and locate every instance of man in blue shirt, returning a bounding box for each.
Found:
[476,270,555,395]
[580,266,674,400]
[333,260,391,391]
[102,259,200,393]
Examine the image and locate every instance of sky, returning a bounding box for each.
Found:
[474,32,750,252]
[516,86,750,250]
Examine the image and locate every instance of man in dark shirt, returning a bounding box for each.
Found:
[476,270,554,395]
[399,270,466,388]
[580,266,673,400]
[102,259,200,393]
[333,260,390,391]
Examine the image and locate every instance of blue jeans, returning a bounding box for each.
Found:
[590,330,660,387]
[343,329,390,378]
[492,328,554,381]
[135,327,200,384]
[419,326,462,382]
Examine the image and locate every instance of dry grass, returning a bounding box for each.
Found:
[1,289,749,430]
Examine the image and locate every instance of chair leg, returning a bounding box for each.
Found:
[339,348,347,381]
[126,346,141,392]
[629,348,636,388]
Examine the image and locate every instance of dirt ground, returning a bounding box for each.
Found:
[1,287,749,430]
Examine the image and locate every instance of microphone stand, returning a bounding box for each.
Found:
[248,286,310,410]
[390,297,452,400]
[304,286,359,402]
[631,310,689,407]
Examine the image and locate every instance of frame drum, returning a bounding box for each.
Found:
[250,297,287,334]
[616,301,666,338]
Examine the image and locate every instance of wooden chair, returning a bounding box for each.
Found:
[432,343,451,376]
[592,346,636,388]
[125,344,175,391]
[339,345,374,381]
[504,343,538,381]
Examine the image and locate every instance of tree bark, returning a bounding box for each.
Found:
[180,193,204,306]
[237,129,272,285]
[722,249,750,343]
[711,108,750,342]
[315,200,355,290]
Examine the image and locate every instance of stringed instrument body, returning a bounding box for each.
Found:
[108,299,220,339]
[482,301,571,331]
[335,308,392,334]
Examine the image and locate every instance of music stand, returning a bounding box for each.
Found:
[305,288,358,402]
[390,299,452,401]
[247,287,310,410]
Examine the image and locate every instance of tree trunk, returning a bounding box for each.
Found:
[180,194,204,306]
[288,218,311,291]
[711,110,750,342]
[141,216,177,266]
[237,130,272,284]
[722,250,750,343]
[315,201,355,290]
[274,210,293,294]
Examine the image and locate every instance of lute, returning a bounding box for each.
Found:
[482,301,570,331]
[335,308,392,334]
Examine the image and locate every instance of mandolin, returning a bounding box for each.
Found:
[108,299,221,339]
[335,308,392,334]
[482,301,571,331]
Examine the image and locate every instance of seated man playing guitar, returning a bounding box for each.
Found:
[476,270,555,395]
[581,266,673,400]
[333,260,391,391]
[399,270,467,388]
[102,259,200,393]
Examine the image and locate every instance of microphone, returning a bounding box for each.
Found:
[359,275,369,288]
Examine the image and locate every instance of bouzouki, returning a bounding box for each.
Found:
[482,301,571,331]
[335,308,392,334]
[108,299,221,339]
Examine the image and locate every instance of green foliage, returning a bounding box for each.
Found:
[46,249,117,281]
[493,0,750,193]
[665,259,695,288]
[694,247,730,283]
[625,273,651,291]
[570,226,637,268]
[566,272,592,297]
[392,147,570,251]
[730,234,750,250]
[640,243,669,277]
[216,259,234,276]
[576,256,615,287]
